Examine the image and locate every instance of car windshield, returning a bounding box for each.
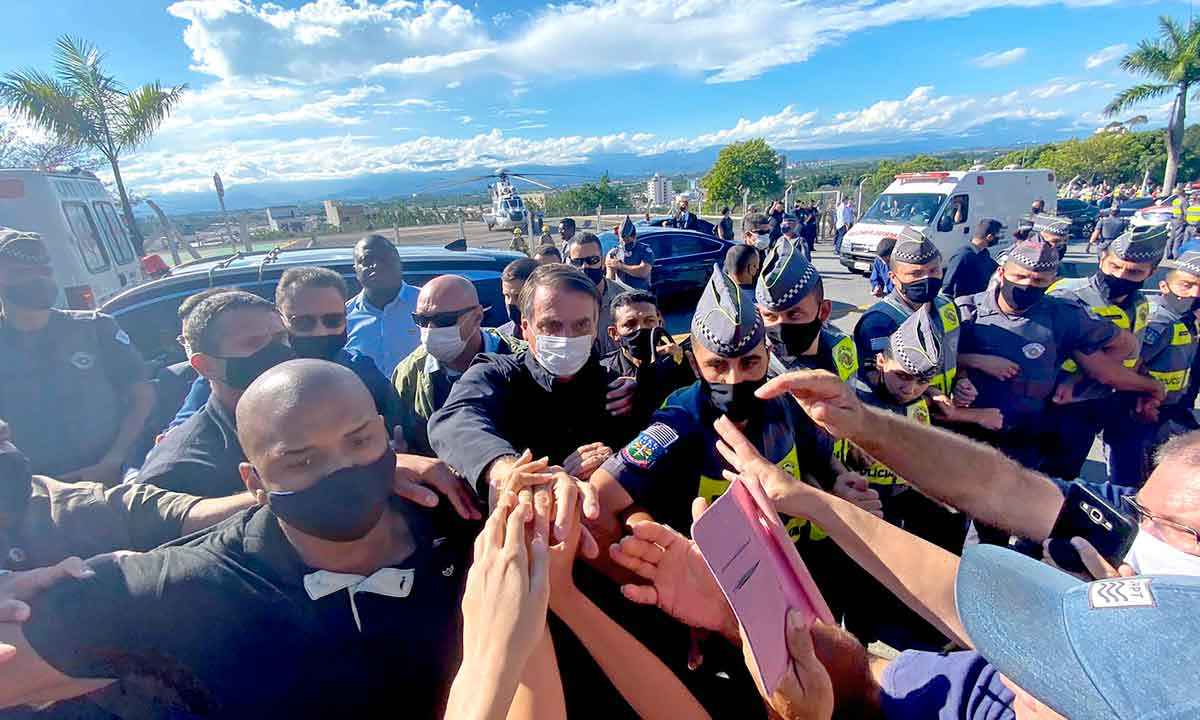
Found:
[861,193,947,226]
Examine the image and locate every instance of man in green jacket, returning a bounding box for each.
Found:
[393,275,521,456]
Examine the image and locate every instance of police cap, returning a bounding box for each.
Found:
[1107,224,1167,264]
[1162,250,1200,278]
[756,236,819,311]
[619,216,636,240]
[692,263,764,358]
[1027,213,1071,238]
[0,228,49,266]
[891,227,940,265]
[1006,238,1059,272]
[889,306,942,380]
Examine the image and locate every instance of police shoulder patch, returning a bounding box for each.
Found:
[620,422,680,469]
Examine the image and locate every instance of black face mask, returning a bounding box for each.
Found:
[1097,271,1144,300]
[289,331,347,361]
[0,448,32,522]
[583,267,606,286]
[1160,292,1200,316]
[900,277,942,304]
[619,327,660,365]
[0,278,57,310]
[999,280,1047,313]
[766,319,823,359]
[267,447,396,542]
[219,341,297,390]
[704,376,766,423]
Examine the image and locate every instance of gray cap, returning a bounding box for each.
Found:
[692,263,765,357]
[889,306,942,380]
[1108,225,1167,263]
[0,228,48,265]
[891,227,940,265]
[756,237,819,311]
[619,216,636,240]
[1007,238,1060,272]
[1164,250,1200,277]
[1028,213,1072,237]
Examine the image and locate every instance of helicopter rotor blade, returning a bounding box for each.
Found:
[413,175,499,195]
[509,174,556,191]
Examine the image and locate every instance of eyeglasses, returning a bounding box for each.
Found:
[569,256,603,268]
[411,306,480,328]
[287,313,346,333]
[1124,495,1200,546]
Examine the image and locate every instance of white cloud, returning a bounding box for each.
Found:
[459,115,473,124]
[1029,78,1103,99]
[971,47,1027,68]
[1085,43,1128,69]
[170,0,1119,86]
[445,80,462,89]
[162,82,382,132]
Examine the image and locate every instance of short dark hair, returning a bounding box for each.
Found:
[275,266,348,309]
[183,290,277,356]
[743,212,769,231]
[502,257,539,284]
[567,231,602,255]
[519,263,601,320]
[534,245,563,261]
[976,219,1003,239]
[611,290,659,317]
[724,244,760,278]
[178,287,232,321]
[877,236,897,259]
[721,206,730,215]
[558,218,576,231]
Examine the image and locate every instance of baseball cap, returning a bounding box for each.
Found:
[956,544,1200,720]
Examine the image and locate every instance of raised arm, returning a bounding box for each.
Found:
[756,370,1065,542]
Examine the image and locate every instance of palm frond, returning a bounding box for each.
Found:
[1104,83,1174,116]
[0,68,99,146]
[114,82,186,151]
[1121,39,1174,79]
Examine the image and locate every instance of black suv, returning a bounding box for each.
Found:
[1055,198,1099,239]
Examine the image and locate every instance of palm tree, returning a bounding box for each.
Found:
[0,36,185,256]
[1105,16,1200,193]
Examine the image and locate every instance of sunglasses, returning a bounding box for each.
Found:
[411,306,481,328]
[287,313,346,333]
[569,256,603,267]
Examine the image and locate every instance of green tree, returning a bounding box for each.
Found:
[700,139,783,208]
[0,36,186,255]
[545,173,628,215]
[1104,16,1200,191]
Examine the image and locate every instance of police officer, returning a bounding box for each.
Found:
[1089,206,1128,255]
[589,265,880,631]
[1028,213,1072,262]
[1107,251,1200,486]
[852,228,967,404]
[1043,226,1169,480]
[955,239,1124,471]
[756,236,858,382]
[0,229,153,484]
[606,216,654,291]
[600,290,694,431]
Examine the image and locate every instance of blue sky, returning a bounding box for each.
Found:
[0,0,1192,196]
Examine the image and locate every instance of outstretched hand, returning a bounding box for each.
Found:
[741,610,834,720]
[756,370,867,440]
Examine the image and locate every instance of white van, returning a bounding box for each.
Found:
[0,168,143,309]
[840,169,1058,273]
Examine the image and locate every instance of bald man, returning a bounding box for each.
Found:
[392,274,519,456]
[0,360,480,717]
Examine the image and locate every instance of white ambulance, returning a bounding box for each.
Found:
[840,169,1058,273]
[0,168,143,309]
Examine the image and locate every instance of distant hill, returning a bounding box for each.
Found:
[144,117,1086,215]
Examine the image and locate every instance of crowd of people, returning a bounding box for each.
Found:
[0,191,1195,720]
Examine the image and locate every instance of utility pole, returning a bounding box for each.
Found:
[213,173,237,251]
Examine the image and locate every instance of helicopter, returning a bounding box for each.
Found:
[420,169,591,232]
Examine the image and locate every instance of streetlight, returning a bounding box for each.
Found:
[855,174,870,222]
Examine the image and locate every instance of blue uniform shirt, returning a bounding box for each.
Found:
[870,257,894,295]
[610,240,654,291]
[955,289,1116,431]
[881,651,1015,720]
[345,284,421,377]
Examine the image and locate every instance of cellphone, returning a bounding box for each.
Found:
[1047,483,1138,573]
[691,476,834,695]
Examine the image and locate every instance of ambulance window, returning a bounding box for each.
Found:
[94,202,135,265]
[62,202,111,273]
[937,195,969,232]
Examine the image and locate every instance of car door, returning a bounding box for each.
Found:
[660,232,725,301]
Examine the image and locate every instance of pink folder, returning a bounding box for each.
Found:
[691,476,835,695]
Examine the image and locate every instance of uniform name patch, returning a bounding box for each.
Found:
[620,422,679,469]
[1088,578,1155,610]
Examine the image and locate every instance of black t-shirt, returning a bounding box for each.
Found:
[23,502,474,719]
[135,396,246,497]
[941,245,998,299]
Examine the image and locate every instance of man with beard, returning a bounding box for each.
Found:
[756,237,858,383]
[942,219,1002,298]
[0,360,480,718]
[0,229,152,485]
[565,232,632,355]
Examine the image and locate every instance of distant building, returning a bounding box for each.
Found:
[266,205,304,233]
[324,200,375,228]
[648,173,672,207]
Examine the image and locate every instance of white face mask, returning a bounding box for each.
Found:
[534,334,593,377]
[1124,526,1200,576]
[422,325,468,363]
